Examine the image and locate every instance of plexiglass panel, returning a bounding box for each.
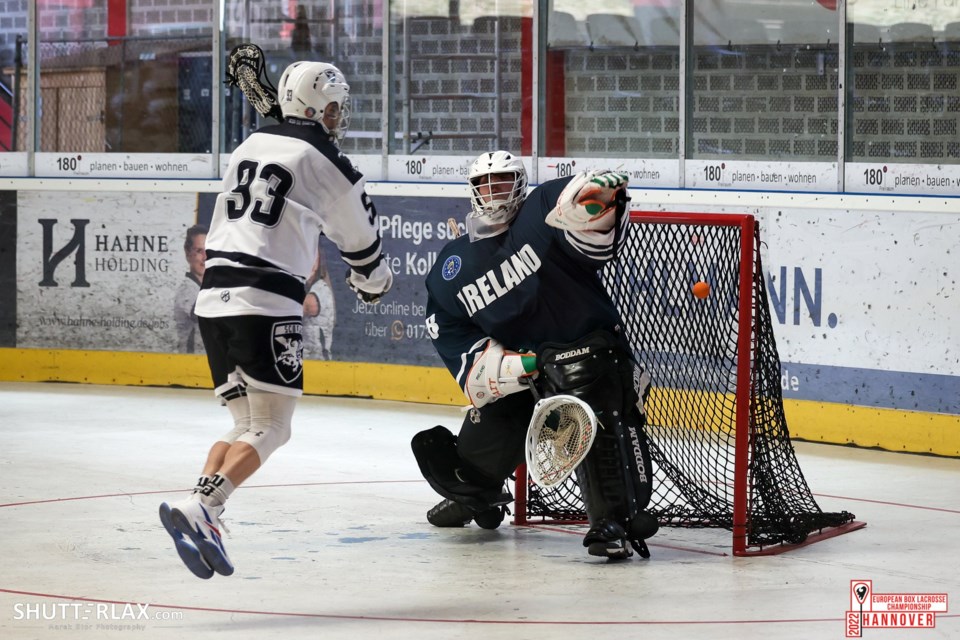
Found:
[31,0,211,154]
[0,0,27,159]
[848,0,960,163]
[388,0,531,156]
[221,0,383,155]
[690,0,839,161]
[544,1,681,159]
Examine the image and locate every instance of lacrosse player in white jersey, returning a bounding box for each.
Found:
[160,61,392,579]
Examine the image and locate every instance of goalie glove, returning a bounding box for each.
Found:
[545,170,629,232]
[464,339,538,408]
[345,261,394,304]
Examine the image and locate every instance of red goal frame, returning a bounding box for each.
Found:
[512,211,865,556]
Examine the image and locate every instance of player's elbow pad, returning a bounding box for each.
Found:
[464,339,538,408]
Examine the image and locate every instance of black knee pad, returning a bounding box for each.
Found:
[411,426,509,512]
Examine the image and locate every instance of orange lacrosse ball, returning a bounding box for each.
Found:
[692,281,710,299]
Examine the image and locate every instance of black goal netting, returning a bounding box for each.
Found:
[521,214,857,551]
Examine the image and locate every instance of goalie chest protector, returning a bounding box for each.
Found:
[426,176,625,362]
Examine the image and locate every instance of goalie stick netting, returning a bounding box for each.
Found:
[514,212,863,556]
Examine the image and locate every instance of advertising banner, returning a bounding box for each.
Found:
[0,191,15,346]
[321,195,463,368]
[763,206,959,413]
[16,191,200,352]
[845,162,960,196]
[685,159,837,192]
[34,153,214,179]
[11,187,959,414]
[539,157,679,188]
[0,152,28,177]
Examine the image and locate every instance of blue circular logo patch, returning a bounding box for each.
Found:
[441,255,462,280]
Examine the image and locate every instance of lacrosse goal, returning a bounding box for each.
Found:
[513,211,864,556]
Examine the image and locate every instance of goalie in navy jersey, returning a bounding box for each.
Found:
[160,60,392,579]
[412,151,658,560]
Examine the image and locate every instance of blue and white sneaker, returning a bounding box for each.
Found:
[159,501,213,579]
[163,498,234,577]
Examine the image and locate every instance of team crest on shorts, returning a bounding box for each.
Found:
[272,321,304,383]
[441,255,462,280]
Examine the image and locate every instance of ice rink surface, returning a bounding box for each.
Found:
[1,382,957,640]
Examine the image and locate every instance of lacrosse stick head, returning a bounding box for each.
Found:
[525,395,598,488]
[226,43,282,122]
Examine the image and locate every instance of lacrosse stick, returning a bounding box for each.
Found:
[225,43,282,122]
[525,394,598,488]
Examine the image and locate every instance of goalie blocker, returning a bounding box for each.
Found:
[537,329,658,559]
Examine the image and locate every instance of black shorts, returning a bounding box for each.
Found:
[199,315,304,396]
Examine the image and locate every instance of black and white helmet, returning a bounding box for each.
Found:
[277,61,351,141]
[466,150,528,241]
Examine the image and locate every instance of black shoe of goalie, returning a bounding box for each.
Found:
[427,499,507,530]
[427,499,475,527]
[583,519,632,560]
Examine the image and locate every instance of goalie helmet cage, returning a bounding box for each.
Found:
[513,212,865,556]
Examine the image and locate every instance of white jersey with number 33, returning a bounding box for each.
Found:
[196,119,385,319]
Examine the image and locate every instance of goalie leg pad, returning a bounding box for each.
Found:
[537,330,655,544]
[576,412,656,558]
[411,426,512,513]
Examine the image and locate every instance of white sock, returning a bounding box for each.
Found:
[192,475,212,496]
[198,473,235,509]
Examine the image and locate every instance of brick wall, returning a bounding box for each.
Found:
[850,43,960,161]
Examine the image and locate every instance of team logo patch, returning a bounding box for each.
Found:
[441,255,462,280]
[272,321,304,383]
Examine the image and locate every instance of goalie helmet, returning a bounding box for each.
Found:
[466,150,528,241]
[277,61,351,142]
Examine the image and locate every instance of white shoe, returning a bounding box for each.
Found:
[159,502,213,579]
[167,499,234,576]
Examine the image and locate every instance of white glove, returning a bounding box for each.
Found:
[464,339,538,408]
[346,261,393,304]
[545,170,629,232]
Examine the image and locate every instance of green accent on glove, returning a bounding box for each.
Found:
[590,172,628,188]
[520,353,538,374]
[584,202,605,216]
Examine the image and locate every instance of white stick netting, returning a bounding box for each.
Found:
[525,395,597,488]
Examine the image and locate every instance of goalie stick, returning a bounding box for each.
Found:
[525,394,598,488]
[225,43,282,122]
